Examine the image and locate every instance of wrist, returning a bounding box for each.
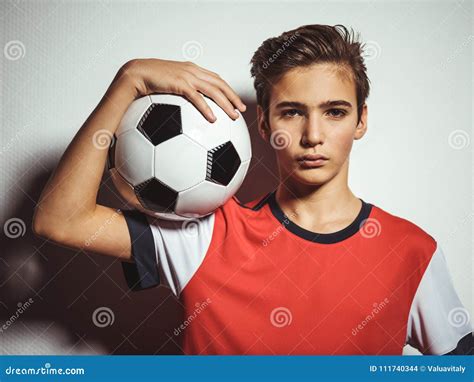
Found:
[106,74,141,108]
[98,71,142,126]
[114,60,145,98]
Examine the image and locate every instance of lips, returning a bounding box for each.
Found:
[297,154,328,168]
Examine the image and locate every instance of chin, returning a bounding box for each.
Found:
[292,168,332,186]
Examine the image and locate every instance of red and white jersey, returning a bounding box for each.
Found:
[121,190,472,355]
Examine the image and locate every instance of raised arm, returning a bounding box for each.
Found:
[32,59,246,261]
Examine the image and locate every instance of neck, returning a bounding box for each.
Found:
[275,159,361,233]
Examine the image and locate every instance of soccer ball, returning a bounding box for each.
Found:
[107,94,251,221]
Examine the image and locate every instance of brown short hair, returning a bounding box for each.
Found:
[250,24,371,124]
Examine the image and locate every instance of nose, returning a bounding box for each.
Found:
[301,114,323,147]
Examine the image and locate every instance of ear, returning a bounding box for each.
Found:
[257,105,270,142]
[354,103,368,140]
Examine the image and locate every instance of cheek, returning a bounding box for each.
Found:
[328,127,355,161]
[273,144,294,168]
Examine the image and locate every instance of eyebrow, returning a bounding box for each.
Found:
[275,100,353,109]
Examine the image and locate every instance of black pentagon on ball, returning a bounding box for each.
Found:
[134,178,178,213]
[137,103,182,146]
[206,141,241,186]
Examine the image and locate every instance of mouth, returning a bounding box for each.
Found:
[297,154,329,168]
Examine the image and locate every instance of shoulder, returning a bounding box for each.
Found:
[217,192,272,216]
[201,192,273,239]
[369,203,437,257]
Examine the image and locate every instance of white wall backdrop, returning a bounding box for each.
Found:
[1,0,472,355]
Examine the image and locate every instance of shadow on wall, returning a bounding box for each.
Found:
[0,99,280,355]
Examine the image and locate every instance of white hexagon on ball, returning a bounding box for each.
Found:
[179,98,231,150]
[115,130,155,186]
[154,135,207,192]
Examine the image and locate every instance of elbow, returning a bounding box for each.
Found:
[32,209,50,239]
[32,208,45,238]
[32,208,64,243]
[32,208,84,250]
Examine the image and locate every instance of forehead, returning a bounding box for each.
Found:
[270,63,356,105]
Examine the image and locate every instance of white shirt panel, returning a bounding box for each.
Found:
[146,213,215,297]
[406,244,472,354]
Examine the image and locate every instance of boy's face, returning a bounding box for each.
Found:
[257,63,367,188]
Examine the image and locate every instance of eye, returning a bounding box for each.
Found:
[282,109,303,118]
[326,108,347,118]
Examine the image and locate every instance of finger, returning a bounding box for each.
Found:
[194,71,246,113]
[216,79,247,113]
[195,80,240,120]
[182,87,216,122]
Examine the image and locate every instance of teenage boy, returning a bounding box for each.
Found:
[33,24,472,355]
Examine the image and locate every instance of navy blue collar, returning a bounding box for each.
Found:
[266,190,373,244]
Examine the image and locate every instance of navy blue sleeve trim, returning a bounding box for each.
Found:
[121,209,160,291]
[442,332,473,355]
